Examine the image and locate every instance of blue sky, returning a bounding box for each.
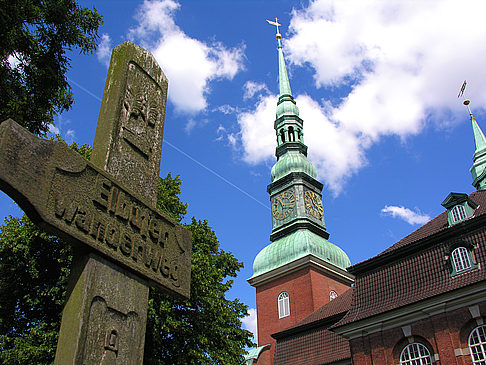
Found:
[2,0,486,342]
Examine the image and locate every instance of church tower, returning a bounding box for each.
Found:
[247,21,354,365]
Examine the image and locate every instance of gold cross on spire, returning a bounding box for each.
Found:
[266,17,282,40]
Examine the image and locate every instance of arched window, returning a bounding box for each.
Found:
[280,129,286,144]
[452,246,472,274]
[288,126,295,142]
[330,290,338,301]
[278,292,290,318]
[400,343,432,365]
[469,325,486,364]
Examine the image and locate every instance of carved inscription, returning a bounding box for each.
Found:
[49,164,189,292]
[120,62,162,161]
[104,329,119,353]
[83,296,141,365]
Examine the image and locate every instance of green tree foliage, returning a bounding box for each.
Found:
[0,215,71,364]
[144,217,253,364]
[0,141,253,364]
[156,173,187,223]
[0,0,103,135]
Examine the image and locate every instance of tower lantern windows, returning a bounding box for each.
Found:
[288,126,295,142]
[278,126,302,144]
[280,129,286,144]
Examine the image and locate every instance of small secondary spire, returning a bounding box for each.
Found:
[459,81,486,189]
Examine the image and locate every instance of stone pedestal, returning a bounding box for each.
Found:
[55,253,149,364]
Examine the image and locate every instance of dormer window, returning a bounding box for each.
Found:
[452,246,472,273]
[441,192,478,226]
[446,242,478,276]
[451,204,467,223]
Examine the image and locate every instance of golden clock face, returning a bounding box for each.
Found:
[272,190,295,220]
[304,190,323,220]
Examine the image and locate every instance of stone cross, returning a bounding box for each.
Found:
[0,41,192,364]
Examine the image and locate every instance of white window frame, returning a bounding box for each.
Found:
[400,343,432,365]
[469,325,486,364]
[451,204,467,223]
[330,290,338,301]
[452,246,472,274]
[278,292,290,318]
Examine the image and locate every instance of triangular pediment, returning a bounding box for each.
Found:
[441,192,474,209]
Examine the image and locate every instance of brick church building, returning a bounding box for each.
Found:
[244,27,486,365]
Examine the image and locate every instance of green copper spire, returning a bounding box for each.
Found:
[469,110,486,189]
[277,38,292,99]
[248,19,351,281]
[472,116,486,152]
[458,82,486,189]
[265,19,306,166]
[275,32,300,126]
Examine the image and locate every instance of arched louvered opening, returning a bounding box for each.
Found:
[288,126,295,142]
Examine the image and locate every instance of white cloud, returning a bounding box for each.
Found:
[214,104,238,115]
[287,0,486,132]
[50,116,74,141]
[244,81,270,100]
[381,205,430,225]
[237,92,365,194]
[185,119,196,134]
[215,125,238,147]
[48,124,60,135]
[129,0,245,114]
[97,33,112,67]
[299,95,366,193]
[64,129,76,144]
[238,94,277,165]
[227,133,237,148]
[242,307,257,343]
[237,0,486,194]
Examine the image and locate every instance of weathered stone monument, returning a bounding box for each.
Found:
[0,41,192,364]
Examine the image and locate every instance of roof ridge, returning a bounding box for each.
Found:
[348,190,486,273]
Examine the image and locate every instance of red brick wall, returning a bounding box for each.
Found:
[309,268,351,310]
[349,304,486,365]
[255,266,352,365]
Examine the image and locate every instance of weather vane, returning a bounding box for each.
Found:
[458,80,473,117]
[266,17,282,41]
